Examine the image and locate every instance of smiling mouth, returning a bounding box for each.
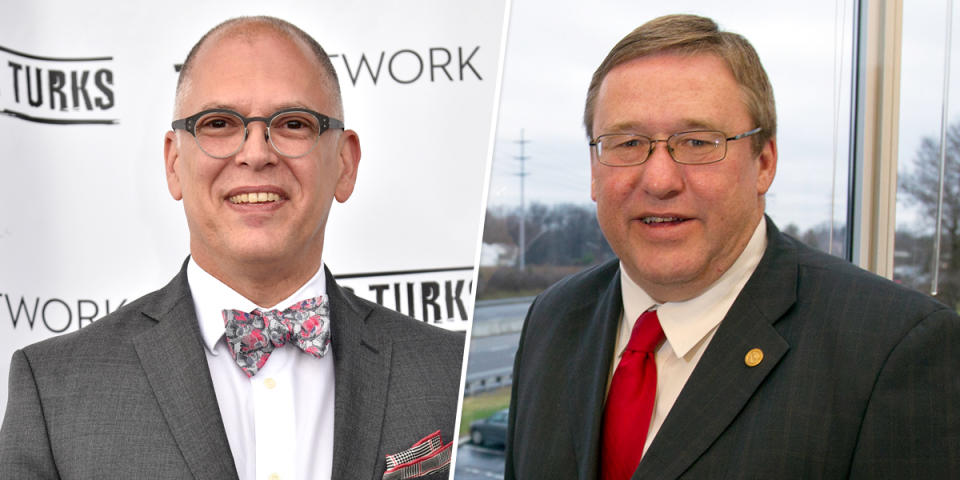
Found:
[228,192,282,204]
[641,216,688,225]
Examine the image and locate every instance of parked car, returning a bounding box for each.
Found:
[469,408,509,448]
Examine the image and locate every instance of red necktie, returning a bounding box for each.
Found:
[601,309,665,480]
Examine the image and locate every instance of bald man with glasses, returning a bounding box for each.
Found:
[1,16,461,480]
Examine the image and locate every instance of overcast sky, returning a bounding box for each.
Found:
[487,0,956,233]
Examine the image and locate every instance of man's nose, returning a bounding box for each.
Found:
[638,139,684,198]
[234,121,278,168]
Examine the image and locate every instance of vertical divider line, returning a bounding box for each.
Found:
[831,0,849,255]
[933,0,953,295]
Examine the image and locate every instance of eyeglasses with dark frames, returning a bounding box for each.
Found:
[171,108,345,159]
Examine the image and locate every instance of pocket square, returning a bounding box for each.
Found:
[383,430,452,480]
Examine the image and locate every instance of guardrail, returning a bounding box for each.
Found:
[464,366,513,395]
[474,295,537,307]
[470,296,533,337]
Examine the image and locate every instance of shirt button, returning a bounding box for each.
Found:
[264,378,277,389]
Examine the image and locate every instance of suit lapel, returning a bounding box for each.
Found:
[132,265,239,480]
[326,269,393,480]
[634,219,797,479]
[567,263,623,480]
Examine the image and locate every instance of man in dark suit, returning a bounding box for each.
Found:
[505,14,959,479]
[0,17,462,480]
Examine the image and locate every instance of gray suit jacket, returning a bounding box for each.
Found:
[505,218,960,479]
[0,262,464,480]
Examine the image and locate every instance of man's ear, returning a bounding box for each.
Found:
[164,131,183,201]
[334,129,361,203]
[590,148,599,202]
[755,137,777,196]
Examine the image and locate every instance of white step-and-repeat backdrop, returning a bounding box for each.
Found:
[0,1,506,416]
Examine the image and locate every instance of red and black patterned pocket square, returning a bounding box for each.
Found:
[382,430,452,480]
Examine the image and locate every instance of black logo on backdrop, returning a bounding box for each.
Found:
[331,46,483,86]
[337,267,474,324]
[0,44,117,125]
[1,293,127,334]
[173,45,484,87]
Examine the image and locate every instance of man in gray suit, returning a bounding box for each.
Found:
[506,14,959,479]
[0,17,462,480]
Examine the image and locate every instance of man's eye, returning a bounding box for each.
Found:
[611,137,643,149]
[681,137,716,148]
[196,115,240,133]
[273,115,316,131]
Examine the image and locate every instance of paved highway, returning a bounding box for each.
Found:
[465,298,532,390]
[469,297,533,336]
[453,443,506,479]
[455,298,531,477]
[466,331,521,376]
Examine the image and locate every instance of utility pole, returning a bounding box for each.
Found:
[515,129,530,270]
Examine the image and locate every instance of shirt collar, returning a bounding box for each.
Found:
[187,258,328,355]
[620,218,767,358]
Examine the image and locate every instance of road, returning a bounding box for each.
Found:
[467,297,531,374]
[472,297,533,323]
[464,298,531,391]
[466,331,521,376]
[456,298,530,477]
[469,297,533,337]
[454,443,506,479]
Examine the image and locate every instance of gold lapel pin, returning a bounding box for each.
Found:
[744,348,764,367]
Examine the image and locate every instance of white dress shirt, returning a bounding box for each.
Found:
[188,258,335,480]
[611,219,767,456]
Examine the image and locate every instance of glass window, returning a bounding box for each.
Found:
[896,1,960,310]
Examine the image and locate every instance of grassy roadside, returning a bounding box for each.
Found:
[458,386,511,438]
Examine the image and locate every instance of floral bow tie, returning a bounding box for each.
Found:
[222,296,331,377]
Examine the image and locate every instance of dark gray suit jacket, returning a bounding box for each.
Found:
[505,218,960,479]
[0,263,464,480]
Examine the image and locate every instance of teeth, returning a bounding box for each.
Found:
[229,192,281,204]
[642,216,682,224]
